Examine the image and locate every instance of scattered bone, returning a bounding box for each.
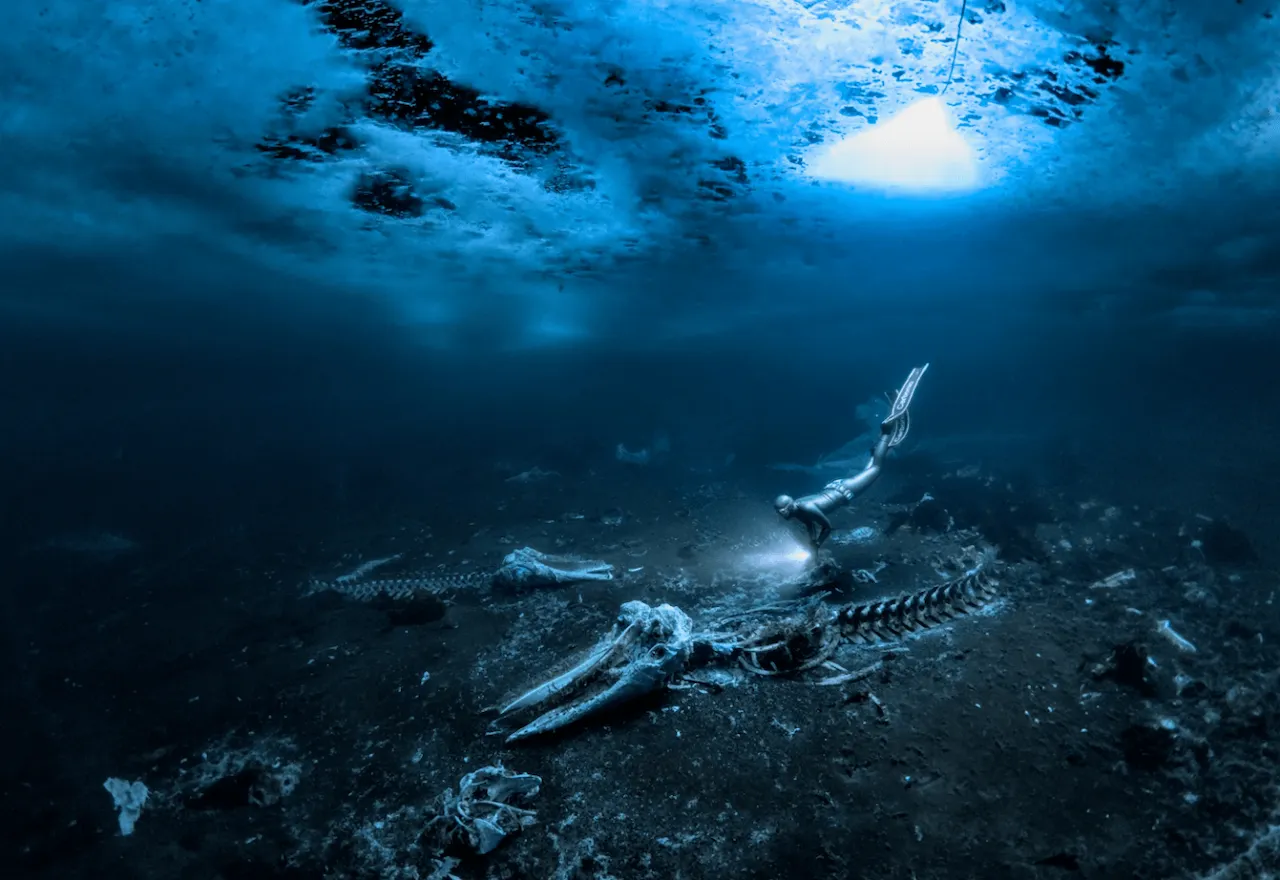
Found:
[310,570,485,601]
[851,563,886,584]
[1089,569,1137,589]
[426,858,462,880]
[103,778,148,836]
[814,660,885,687]
[500,602,693,742]
[334,554,402,584]
[309,547,612,601]
[505,467,559,484]
[1156,619,1198,653]
[830,526,878,546]
[493,547,613,588]
[428,765,541,854]
[770,719,802,738]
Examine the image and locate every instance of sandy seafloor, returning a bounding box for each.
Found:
[6,452,1279,880]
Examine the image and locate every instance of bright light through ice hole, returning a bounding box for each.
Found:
[808,97,979,193]
[786,549,811,562]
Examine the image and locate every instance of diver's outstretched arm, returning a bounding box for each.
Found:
[807,510,832,549]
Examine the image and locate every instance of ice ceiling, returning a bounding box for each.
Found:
[4,0,1279,346]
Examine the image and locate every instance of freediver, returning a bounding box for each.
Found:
[774,364,929,550]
